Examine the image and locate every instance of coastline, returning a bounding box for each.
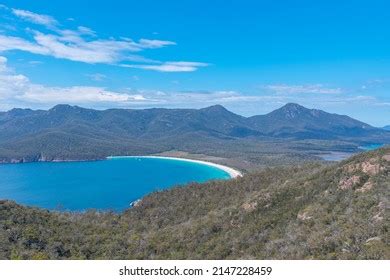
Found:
[107,155,243,178]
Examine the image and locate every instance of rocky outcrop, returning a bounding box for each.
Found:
[339,175,361,190]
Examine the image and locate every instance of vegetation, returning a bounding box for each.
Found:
[1,147,389,260]
[1,104,389,168]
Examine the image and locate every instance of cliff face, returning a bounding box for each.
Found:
[0,147,389,260]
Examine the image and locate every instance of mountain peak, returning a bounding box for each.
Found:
[6,108,34,117]
[50,104,75,111]
[280,103,309,111]
[49,104,88,113]
[202,104,227,110]
[200,104,230,114]
[270,103,313,119]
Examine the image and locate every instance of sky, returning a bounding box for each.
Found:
[0,0,389,126]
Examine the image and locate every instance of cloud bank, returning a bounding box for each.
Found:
[0,6,207,71]
[0,56,146,108]
[263,84,342,95]
[1,55,387,118]
[12,8,58,28]
[120,61,209,72]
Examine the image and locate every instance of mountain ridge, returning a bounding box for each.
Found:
[0,102,382,126]
[0,103,389,164]
[1,103,384,135]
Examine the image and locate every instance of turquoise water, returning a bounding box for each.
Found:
[0,157,231,211]
[359,144,384,151]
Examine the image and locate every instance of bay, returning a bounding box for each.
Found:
[0,157,231,211]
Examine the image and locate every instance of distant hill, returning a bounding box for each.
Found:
[1,147,389,259]
[248,103,381,139]
[383,125,390,131]
[0,103,389,163]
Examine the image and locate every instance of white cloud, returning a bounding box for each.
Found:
[360,78,390,91]
[0,31,175,64]
[33,31,134,63]
[0,56,8,71]
[12,9,58,28]
[137,39,176,49]
[0,35,49,55]
[128,90,273,107]
[0,57,244,109]
[22,86,145,104]
[121,61,209,72]
[0,7,206,71]
[264,84,342,94]
[77,26,96,36]
[0,56,147,108]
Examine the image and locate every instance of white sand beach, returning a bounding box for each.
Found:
[107,156,243,178]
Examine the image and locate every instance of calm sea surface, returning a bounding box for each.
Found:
[318,143,385,161]
[0,157,230,211]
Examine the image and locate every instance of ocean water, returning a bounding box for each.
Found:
[318,144,385,162]
[0,157,231,211]
[359,143,384,151]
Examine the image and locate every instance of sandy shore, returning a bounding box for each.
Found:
[107,156,243,178]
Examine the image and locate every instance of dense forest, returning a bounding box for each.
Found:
[1,147,388,259]
[1,103,389,168]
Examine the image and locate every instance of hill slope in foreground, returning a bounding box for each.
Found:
[0,147,389,260]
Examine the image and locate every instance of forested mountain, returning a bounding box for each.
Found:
[0,103,389,164]
[1,147,389,259]
[248,103,381,139]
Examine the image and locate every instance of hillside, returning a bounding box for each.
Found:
[0,103,389,166]
[1,147,389,259]
[248,103,381,139]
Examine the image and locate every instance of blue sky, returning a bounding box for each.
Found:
[0,0,389,126]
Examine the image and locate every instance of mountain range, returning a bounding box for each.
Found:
[0,103,389,164]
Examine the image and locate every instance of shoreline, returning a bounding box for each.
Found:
[107,155,243,178]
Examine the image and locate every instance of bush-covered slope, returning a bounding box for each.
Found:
[0,148,389,259]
